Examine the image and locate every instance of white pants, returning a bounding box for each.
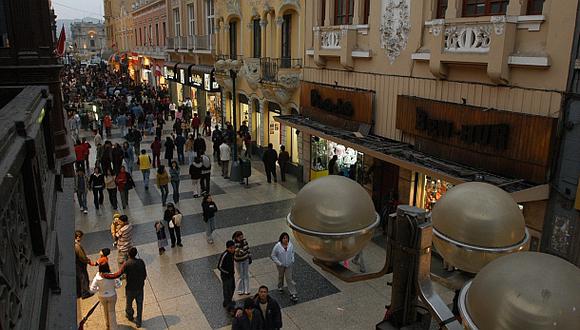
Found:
[277,265,297,296]
[191,178,200,196]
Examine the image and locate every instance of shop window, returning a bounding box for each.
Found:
[291,128,299,163]
[253,19,261,58]
[334,0,354,25]
[310,136,364,182]
[418,175,453,211]
[254,99,262,146]
[527,0,544,15]
[463,0,508,17]
[436,0,448,19]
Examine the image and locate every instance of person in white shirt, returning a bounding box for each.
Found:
[90,263,122,330]
[219,141,231,179]
[271,232,298,302]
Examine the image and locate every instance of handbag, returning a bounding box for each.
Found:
[172,213,183,227]
[126,174,135,190]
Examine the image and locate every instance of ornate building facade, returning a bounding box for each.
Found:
[132,0,168,86]
[274,0,579,255]
[71,20,107,59]
[212,0,304,165]
[0,0,76,328]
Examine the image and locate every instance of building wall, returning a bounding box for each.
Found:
[133,0,168,48]
[71,22,106,57]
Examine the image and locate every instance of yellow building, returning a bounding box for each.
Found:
[275,0,578,249]
[104,0,135,52]
[212,0,305,166]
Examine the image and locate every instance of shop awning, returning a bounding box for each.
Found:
[191,64,214,74]
[275,115,540,195]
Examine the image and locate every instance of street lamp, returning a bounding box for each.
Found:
[215,58,243,181]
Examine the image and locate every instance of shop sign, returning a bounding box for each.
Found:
[204,73,220,92]
[310,89,354,117]
[165,66,175,80]
[300,81,374,125]
[190,73,203,87]
[179,69,186,84]
[415,108,510,149]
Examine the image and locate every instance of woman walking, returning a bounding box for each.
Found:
[164,136,175,166]
[104,168,118,211]
[88,166,105,215]
[156,165,170,206]
[115,165,133,209]
[169,161,180,204]
[163,203,182,247]
[271,232,298,302]
[154,220,168,255]
[189,155,203,198]
[122,141,135,173]
[233,231,252,295]
[89,263,122,330]
[201,194,218,244]
[185,134,195,165]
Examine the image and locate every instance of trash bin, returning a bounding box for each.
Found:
[240,158,252,179]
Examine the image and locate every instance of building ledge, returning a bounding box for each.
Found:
[307,48,371,58]
[411,52,550,67]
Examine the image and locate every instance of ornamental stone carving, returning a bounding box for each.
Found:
[379,0,411,64]
[277,71,301,90]
[444,24,492,53]
[428,19,445,36]
[321,30,341,49]
[226,0,241,16]
[243,58,261,90]
[490,16,506,35]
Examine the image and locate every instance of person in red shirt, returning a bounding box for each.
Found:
[115,165,132,209]
[74,140,85,171]
[150,137,162,168]
[82,137,91,171]
[104,114,113,138]
[191,113,201,138]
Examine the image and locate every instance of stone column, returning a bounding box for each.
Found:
[353,0,363,25]
[324,0,334,26]
[445,0,461,18]
[259,99,267,145]
[275,16,284,58]
[260,18,268,58]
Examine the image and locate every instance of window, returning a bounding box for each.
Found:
[155,23,159,45]
[334,0,354,25]
[321,0,326,25]
[363,0,370,24]
[206,0,215,35]
[229,21,237,59]
[173,8,181,37]
[252,19,261,58]
[139,28,142,45]
[436,0,448,19]
[187,3,195,36]
[144,26,147,45]
[281,14,291,67]
[149,25,152,45]
[463,0,508,17]
[527,0,544,15]
[162,22,166,45]
[90,39,95,48]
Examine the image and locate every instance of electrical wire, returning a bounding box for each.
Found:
[52,1,104,19]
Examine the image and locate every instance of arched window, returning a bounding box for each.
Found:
[229,21,238,59]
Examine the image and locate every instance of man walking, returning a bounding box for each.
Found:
[278,145,290,182]
[104,247,147,328]
[218,240,236,308]
[175,133,186,164]
[262,143,278,183]
[74,230,94,299]
[138,149,152,190]
[219,140,231,179]
[253,286,282,330]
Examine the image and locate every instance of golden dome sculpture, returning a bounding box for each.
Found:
[287,175,380,262]
[431,182,530,273]
[458,252,580,330]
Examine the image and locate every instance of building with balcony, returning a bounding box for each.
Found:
[164,0,222,128]
[104,0,136,55]
[70,20,106,59]
[132,0,168,86]
[211,0,304,165]
[274,0,579,253]
[0,0,77,328]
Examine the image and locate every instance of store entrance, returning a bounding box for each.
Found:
[268,110,281,151]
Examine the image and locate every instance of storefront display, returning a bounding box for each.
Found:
[410,173,453,212]
[268,102,282,151]
[310,136,364,182]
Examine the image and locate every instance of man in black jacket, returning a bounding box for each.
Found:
[262,143,278,183]
[253,286,282,330]
[218,240,236,308]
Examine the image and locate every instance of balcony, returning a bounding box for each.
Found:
[166,37,176,50]
[186,34,214,53]
[240,57,302,106]
[260,57,302,83]
[309,25,371,70]
[134,45,165,58]
[177,36,188,51]
[418,16,550,84]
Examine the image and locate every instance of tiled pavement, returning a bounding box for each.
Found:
[75,124,454,329]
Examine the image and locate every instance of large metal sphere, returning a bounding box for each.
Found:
[288,176,379,262]
[432,182,529,273]
[459,252,580,330]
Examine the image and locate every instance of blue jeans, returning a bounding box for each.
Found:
[160,184,168,205]
[206,217,215,241]
[77,191,87,210]
[235,260,250,293]
[141,169,150,187]
[171,180,180,203]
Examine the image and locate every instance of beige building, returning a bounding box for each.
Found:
[104,0,135,52]
[71,20,106,59]
[273,0,578,249]
[211,0,305,164]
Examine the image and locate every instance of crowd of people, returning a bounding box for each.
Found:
[69,63,298,329]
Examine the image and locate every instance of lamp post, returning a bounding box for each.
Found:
[215,58,243,181]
